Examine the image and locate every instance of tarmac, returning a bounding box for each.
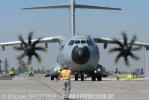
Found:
[0,74,148,100]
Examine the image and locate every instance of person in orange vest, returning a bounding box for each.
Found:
[57,65,71,100]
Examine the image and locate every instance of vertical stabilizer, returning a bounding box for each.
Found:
[22,0,122,35]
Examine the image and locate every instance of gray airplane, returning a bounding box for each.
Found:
[0,0,149,81]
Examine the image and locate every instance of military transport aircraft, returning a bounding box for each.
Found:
[0,0,149,81]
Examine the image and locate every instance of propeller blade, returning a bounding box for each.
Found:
[13,46,25,51]
[129,35,137,49]
[122,32,128,47]
[109,47,122,53]
[18,52,26,60]
[131,46,141,51]
[34,52,41,63]
[28,32,33,45]
[124,56,129,66]
[115,52,122,63]
[113,38,124,48]
[34,47,46,51]
[31,38,42,47]
[130,52,139,60]
[18,34,28,47]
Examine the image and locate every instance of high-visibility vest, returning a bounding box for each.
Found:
[28,71,34,75]
[61,69,71,80]
[9,71,14,75]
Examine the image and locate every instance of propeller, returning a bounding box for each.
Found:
[13,31,47,65]
[109,32,141,66]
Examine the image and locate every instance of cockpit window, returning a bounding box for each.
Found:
[81,40,87,44]
[74,40,80,44]
[68,40,74,45]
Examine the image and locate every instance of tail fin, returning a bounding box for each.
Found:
[22,0,122,35]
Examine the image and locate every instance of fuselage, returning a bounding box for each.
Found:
[57,35,100,73]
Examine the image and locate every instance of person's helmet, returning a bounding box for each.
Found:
[63,65,69,69]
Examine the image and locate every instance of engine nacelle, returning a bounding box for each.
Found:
[49,63,62,77]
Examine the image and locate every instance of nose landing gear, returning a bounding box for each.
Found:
[91,75,102,81]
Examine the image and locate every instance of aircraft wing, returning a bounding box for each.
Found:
[94,37,149,49]
[0,36,62,47]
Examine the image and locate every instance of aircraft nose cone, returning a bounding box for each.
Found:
[72,46,90,64]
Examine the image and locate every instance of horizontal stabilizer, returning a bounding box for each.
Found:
[22,5,70,10]
[22,5,121,11]
[75,5,122,10]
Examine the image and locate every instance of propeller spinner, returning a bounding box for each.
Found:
[109,32,141,66]
[13,31,47,65]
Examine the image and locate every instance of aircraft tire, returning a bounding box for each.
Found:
[97,76,102,81]
[81,74,84,81]
[75,74,78,81]
[91,76,96,81]
[51,76,54,80]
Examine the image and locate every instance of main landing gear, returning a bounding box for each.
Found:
[74,72,102,81]
[75,72,84,81]
[51,76,54,80]
[91,75,102,81]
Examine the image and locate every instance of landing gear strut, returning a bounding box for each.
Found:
[81,73,84,81]
[91,75,96,81]
[75,72,85,81]
[97,76,102,81]
[75,72,78,81]
[91,75,102,81]
[51,76,54,80]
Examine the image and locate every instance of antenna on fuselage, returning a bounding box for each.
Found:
[22,0,122,36]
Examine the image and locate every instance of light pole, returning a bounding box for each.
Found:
[144,47,148,78]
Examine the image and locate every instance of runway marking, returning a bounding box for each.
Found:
[36,77,62,97]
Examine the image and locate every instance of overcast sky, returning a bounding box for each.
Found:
[0,0,149,71]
